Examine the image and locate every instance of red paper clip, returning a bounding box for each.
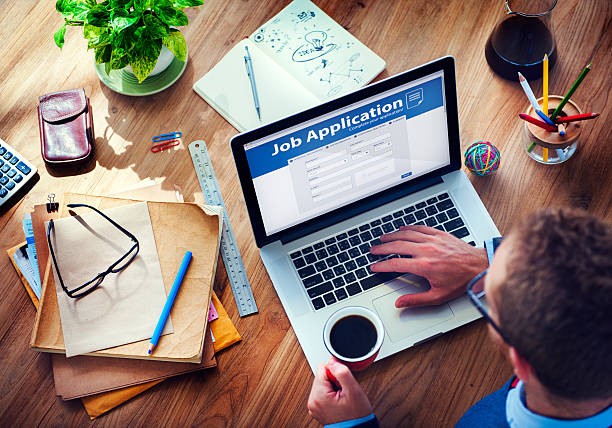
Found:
[151,138,180,153]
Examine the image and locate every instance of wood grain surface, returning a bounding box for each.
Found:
[0,0,610,426]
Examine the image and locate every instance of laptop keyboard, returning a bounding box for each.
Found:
[289,192,475,311]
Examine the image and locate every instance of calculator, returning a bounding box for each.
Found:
[0,137,38,208]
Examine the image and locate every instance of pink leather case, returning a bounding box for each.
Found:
[38,88,94,165]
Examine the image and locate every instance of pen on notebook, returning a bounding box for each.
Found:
[518,113,558,132]
[550,63,592,121]
[148,251,193,355]
[244,45,261,121]
[554,112,599,123]
[518,72,555,126]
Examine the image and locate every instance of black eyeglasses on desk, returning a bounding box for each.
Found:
[47,203,140,299]
[466,269,514,346]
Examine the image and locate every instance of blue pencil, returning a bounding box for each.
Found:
[148,251,193,354]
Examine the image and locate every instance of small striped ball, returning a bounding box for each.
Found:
[464,141,500,176]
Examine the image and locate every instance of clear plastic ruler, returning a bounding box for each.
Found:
[189,140,258,317]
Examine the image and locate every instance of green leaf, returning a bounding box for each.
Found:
[56,0,91,20]
[110,47,130,69]
[141,13,169,40]
[84,24,111,48]
[87,4,112,27]
[154,6,188,26]
[95,44,112,64]
[172,0,204,8]
[54,25,67,48]
[129,39,162,82]
[162,29,186,61]
[111,9,141,31]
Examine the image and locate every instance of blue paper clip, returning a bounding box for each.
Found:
[152,132,182,143]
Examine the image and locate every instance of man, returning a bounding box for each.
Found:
[308,208,612,427]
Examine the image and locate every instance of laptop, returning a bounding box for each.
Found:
[230,56,500,371]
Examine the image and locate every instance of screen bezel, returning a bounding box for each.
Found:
[231,56,461,248]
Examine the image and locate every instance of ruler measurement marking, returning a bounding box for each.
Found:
[189,140,258,317]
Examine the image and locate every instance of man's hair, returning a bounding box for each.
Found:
[497,207,612,400]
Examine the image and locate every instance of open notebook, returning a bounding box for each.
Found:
[193,0,386,132]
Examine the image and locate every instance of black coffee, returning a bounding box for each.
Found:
[329,315,377,359]
[485,15,556,80]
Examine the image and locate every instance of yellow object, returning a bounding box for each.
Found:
[543,54,549,114]
[543,147,549,162]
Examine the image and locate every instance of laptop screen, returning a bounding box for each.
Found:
[232,56,461,247]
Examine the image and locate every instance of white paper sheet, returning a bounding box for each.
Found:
[48,202,171,357]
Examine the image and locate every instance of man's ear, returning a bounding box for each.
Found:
[508,346,535,382]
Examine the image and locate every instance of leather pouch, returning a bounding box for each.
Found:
[38,88,94,165]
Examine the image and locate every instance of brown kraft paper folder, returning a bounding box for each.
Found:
[51,329,217,400]
[30,193,222,363]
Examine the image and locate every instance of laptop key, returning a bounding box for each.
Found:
[382,223,394,233]
[348,228,359,236]
[443,217,465,232]
[348,248,360,258]
[359,243,370,255]
[345,260,358,271]
[346,283,362,296]
[404,205,416,213]
[436,212,448,223]
[322,269,335,280]
[393,210,404,218]
[426,197,438,205]
[312,297,325,310]
[308,282,333,298]
[425,206,438,216]
[316,249,329,259]
[305,253,317,264]
[371,226,383,237]
[327,244,339,255]
[359,231,372,241]
[468,241,476,246]
[335,288,348,301]
[447,208,459,219]
[382,215,393,222]
[451,227,470,239]
[298,265,316,278]
[325,237,336,245]
[314,242,325,250]
[333,265,346,276]
[302,246,314,254]
[425,217,437,227]
[344,272,357,283]
[416,202,427,209]
[315,261,327,271]
[360,272,402,290]
[436,199,454,211]
[356,256,368,267]
[337,252,350,263]
[303,273,323,288]
[439,192,450,199]
[393,218,405,228]
[415,210,427,220]
[290,251,301,259]
[293,257,306,269]
[370,219,382,227]
[338,239,350,250]
[323,292,337,305]
[404,213,416,224]
[355,268,368,279]
[332,277,345,288]
[349,236,361,246]
[358,224,369,232]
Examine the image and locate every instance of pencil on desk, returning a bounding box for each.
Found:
[518,113,558,132]
[148,251,193,355]
[554,112,599,123]
[518,72,555,126]
[543,54,549,115]
[550,63,592,121]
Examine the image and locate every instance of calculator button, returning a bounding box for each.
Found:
[0,187,7,198]
[9,156,18,165]
[0,147,6,155]
[5,181,15,190]
[15,161,32,175]
[3,151,12,160]
[7,169,16,178]
[13,174,22,183]
[1,164,9,173]
[0,176,8,185]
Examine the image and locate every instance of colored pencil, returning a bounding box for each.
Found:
[558,123,566,136]
[518,113,558,132]
[543,147,549,162]
[543,54,549,115]
[518,72,555,126]
[550,63,592,121]
[554,112,599,123]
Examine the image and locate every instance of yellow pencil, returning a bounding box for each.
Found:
[543,147,549,162]
[543,54,549,115]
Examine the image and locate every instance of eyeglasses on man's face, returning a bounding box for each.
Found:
[466,269,514,345]
[47,203,140,299]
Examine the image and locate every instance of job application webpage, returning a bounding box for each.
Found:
[244,71,450,236]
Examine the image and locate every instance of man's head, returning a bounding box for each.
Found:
[485,207,612,401]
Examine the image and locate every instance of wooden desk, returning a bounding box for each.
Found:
[0,0,609,426]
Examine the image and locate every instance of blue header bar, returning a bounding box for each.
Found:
[246,76,444,178]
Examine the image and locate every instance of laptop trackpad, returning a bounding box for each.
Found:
[372,284,454,343]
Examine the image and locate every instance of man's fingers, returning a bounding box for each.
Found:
[395,291,446,308]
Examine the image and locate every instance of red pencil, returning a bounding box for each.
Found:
[554,112,600,123]
[518,113,558,132]
[325,367,342,391]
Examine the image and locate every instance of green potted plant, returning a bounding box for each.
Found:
[54,0,203,83]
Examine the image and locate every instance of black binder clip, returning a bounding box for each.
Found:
[46,193,59,213]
